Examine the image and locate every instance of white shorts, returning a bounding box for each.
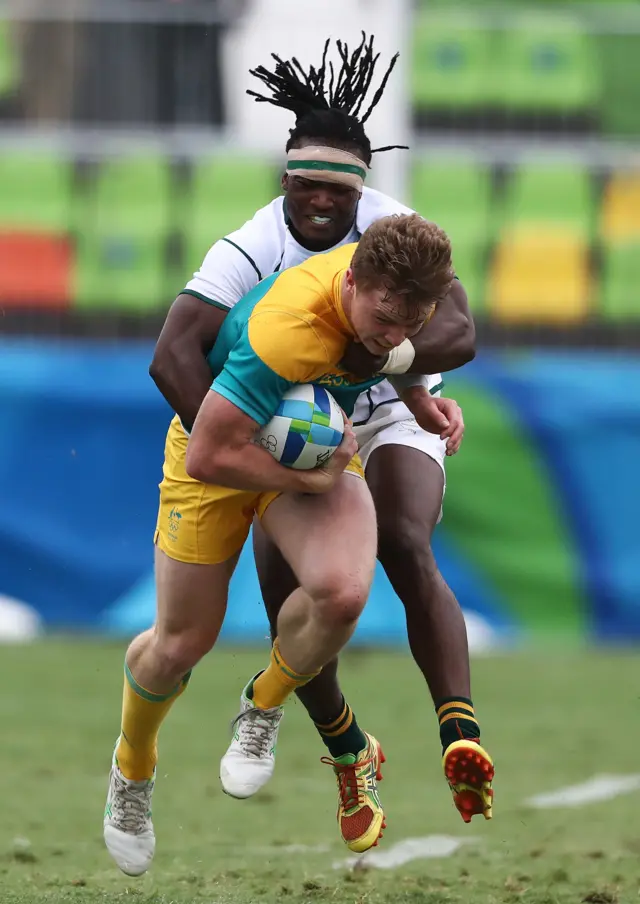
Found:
[357,417,447,522]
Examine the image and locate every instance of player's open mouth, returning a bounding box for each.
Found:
[308,215,333,226]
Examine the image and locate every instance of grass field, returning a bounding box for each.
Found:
[1,640,639,904]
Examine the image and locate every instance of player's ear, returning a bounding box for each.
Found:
[345,267,355,290]
[281,172,289,191]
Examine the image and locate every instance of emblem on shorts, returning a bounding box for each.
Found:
[168,507,182,539]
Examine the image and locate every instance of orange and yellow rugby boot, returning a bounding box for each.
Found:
[443,738,494,823]
[322,732,386,853]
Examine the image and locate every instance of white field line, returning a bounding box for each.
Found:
[526,774,640,809]
[250,843,331,856]
[333,835,477,871]
[255,775,640,872]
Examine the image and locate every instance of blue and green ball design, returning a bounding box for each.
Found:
[256,384,344,469]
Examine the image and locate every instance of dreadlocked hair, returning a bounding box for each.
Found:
[247,33,407,166]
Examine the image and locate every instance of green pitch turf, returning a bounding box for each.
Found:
[1,640,639,904]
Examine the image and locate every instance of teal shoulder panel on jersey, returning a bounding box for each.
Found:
[207,271,280,378]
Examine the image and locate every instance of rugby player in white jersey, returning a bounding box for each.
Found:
[148,35,494,845]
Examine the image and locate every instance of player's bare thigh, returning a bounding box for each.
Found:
[358,416,446,536]
[153,547,239,658]
[260,472,377,607]
[365,444,444,541]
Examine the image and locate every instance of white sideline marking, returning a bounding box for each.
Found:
[333,835,476,871]
[253,843,331,855]
[526,774,640,809]
[279,843,330,854]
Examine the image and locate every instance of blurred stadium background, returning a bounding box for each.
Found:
[2,3,640,903]
[1,0,638,645]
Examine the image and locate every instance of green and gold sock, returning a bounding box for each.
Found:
[251,639,319,709]
[315,697,367,760]
[115,663,191,781]
[436,697,481,753]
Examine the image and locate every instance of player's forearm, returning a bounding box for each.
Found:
[388,378,430,413]
[150,294,228,431]
[185,438,318,494]
[406,282,476,375]
[387,374,429,403]
[150,351,213,432]
[407,323,475,374]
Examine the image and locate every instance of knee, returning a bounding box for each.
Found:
[307,575,370,627]
[152,628,215,676]
[378,516,439,586]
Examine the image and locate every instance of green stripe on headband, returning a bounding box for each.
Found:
[287,159,367,180]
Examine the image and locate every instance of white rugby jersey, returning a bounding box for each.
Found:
[184,187,443,442]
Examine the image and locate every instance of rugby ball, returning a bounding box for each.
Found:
[256,384,344,470]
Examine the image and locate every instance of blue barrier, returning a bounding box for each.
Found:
[1,338,639,643]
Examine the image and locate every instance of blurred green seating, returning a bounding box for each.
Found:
[0,153,72,231]
[598,34,640,137]
[0,22,19,100]
[599,244,640,321]
[411,161,492,238]
[74,156,172,311]
[412,12,493,113]
[495,14,600,115]
[447,240,487,314]
[184,156,278,276]
[90,156,171,236]
[411,160,492,308]
[500,163,595,238]
[412,10,601,124]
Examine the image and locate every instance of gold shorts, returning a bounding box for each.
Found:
[154,415,364,565]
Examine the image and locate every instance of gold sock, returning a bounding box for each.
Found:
[251,639,320,709]
[115,663,191,780]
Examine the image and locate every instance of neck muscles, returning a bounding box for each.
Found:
[288,219,355,253]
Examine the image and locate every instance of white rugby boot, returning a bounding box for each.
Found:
[220,674,284,799]
[103,741,156,876]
